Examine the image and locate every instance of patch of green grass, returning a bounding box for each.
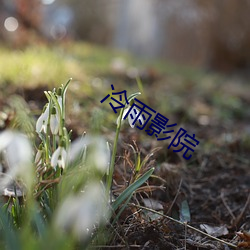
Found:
[62,42,132,75]
[0,42,122,87]
[0,45,70,86]
[0,42,208,88]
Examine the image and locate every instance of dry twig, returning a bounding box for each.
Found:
[130,203,237,249]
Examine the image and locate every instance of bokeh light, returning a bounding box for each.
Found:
[4,17,19,32]
[50,24,67,40]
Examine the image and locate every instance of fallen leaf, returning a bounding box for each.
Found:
[200,224,228,237]
[237,231,250,248]
[143,198,163,210]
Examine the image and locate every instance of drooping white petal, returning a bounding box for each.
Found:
[58,148,67,169]
[127,107,144,128]
[50,113,59,135]
[67,136,110,173]
[67,136,88,164]
[54,182,109,240]
[36,104,50,133]
[122,106,130,120]
[116,106,129,126]
[128,113,136,128]
[0,130,33,190]
[117,106,145,128]
[41,121,48,133]
[0,130,14,151]
[51,146,61,168]
[36,113,45,133]
[51,146,67,169]
[57,96,63,112]
[92,138,110,173]
[5,133,32,171]
[35,149,43,164]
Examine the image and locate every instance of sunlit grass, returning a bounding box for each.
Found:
[0,42,131,87]
[0,44,85,86]
[0,42,207,88]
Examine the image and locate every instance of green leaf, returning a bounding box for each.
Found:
[32,209,46,237]
[135,152,141,173]
[179,199,191,222]
[112,193,133,225]
[0,207,21,250]
[62,78,72,98]
[112,167,154,211]
[136,77,144,96]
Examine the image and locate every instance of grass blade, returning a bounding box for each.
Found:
[112,167,154,211]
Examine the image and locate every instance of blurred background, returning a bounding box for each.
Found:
[1,0,250,72]
[1,0,250,140]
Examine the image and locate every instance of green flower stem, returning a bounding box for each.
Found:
[52,134,56,152]
[44,139,49,165]
[61,78,71,126]
[45,97,53,164]
[106,107,124,197]
[63,127,70,150]
[48,92,63,136]
[106,91,141,199]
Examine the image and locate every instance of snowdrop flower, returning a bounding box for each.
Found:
[0,130,33,190]
[117,106,144,128]
[67,135,110,173]
[56,87,63,111]
[54,182,109,240]
[57,95,63,112]
[36,103,50,133]
[35,144,43,164]
[50,106,60,135]
[91,137,110,173]
[51,144,67,169]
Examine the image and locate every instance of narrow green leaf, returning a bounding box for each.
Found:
[135,152,141,172]
[112,167,154,211]
[136,77,144,96]
[0,208,21,250]
[62,78,72,97]
[112,193,133,225]
[179,200,191,222]
[32,209,45,237]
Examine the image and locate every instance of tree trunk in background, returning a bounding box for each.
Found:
[204,0,250,71]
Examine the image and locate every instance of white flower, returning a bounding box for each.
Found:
[67,136,110,173]
[54,182,109,240]
[91,137,110,173]
[50,106,60,135]
[35,144,43,164]
[117,106,144,128]
[35,148,42,164]
[0,130,33,190]
[51,145,67,169]
[57,95,63,112]
[36,104,50,134]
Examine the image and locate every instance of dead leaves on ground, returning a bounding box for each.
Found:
[237,231,250,248]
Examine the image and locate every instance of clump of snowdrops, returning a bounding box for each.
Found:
[0,79,154,249]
